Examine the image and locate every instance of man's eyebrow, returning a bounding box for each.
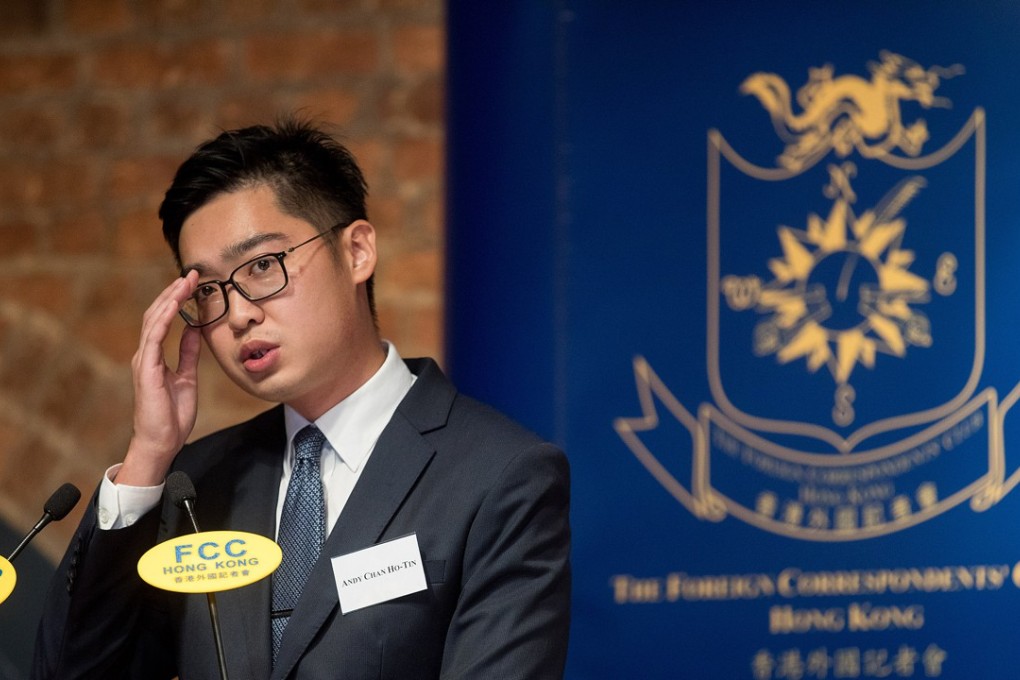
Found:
[221,231,288,261]
[183,231,289,277]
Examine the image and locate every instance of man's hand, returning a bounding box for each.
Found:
[118,270,202,486]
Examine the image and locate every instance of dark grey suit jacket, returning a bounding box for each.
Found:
[32,358,571,679]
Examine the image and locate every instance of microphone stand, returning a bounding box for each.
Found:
[8,515,53,562]
[180,497,229,680]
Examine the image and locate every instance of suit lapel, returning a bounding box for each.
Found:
[220,409,286,680]
[270,359,454,680]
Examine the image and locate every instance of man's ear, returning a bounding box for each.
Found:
[345,220,377,284]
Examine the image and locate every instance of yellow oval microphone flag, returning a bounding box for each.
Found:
[138,530,282,594]
[0,557,15,605]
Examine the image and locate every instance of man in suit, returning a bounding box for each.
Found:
[32,120,571,679]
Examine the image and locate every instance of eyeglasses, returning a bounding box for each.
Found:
[179,223,345,328]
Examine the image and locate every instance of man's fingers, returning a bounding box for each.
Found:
[177,325,202,376]
[134,273,199,371]
[141,272,197,333]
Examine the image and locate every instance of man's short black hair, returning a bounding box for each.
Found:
[159,118,374,316]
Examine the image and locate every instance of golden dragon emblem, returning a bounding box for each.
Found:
[740,51,963,170]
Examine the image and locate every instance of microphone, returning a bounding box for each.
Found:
[166,471,229,680]
[8,483,81,562]
[166,471,199,533]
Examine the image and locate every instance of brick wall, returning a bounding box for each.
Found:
[0,0,445,560]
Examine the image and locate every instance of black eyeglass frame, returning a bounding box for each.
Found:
[178,222,347,328]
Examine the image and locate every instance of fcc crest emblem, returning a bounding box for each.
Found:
[616,52,1020,540]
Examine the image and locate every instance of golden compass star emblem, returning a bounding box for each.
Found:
[723,163,938,426]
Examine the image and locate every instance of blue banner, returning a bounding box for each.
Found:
[447,2,1020,678]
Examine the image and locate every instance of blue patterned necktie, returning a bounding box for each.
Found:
[272,425,327,662]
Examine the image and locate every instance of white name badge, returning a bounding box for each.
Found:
[331,533,427,614]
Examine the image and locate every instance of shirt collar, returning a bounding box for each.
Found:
[283,342,416,473]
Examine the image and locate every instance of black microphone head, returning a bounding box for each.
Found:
[43,483,81,521]
[166,471,197,509]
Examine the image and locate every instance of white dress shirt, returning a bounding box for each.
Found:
[96,342,415,534]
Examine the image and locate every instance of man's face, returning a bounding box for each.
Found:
[178,185,381,420]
